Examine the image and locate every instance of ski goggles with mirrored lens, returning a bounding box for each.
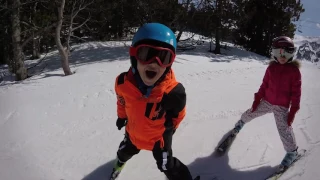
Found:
[272,46,296,54]
[272,47,296,60]
[129,44,176,68]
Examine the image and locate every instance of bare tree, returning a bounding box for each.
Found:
[55,0,72,75]
[21,22,58,48]
[65,0,92,54]
[31,2,41,59]
[175,0,205,42]
[11,0,28,80]
[175,0,192,42]
[213,0,222,54]
[54,0,92,76]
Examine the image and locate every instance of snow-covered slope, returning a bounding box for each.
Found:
[1,37,320,180]
[294,34,320,63]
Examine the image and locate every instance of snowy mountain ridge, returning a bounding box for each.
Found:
[294,34,320,63]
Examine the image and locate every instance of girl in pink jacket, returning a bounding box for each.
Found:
[233,36,301,168]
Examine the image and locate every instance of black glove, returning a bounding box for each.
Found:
[116,118,127,130]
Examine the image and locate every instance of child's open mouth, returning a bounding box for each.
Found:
[145,70,157,79]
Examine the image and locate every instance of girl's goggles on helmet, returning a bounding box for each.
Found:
[130,44,176,68]
[272,46,296,60]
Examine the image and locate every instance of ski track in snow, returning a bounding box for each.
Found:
[195,110,244,121]
[234,155,270,171]
[299,128,320,145]
[0,110,17,129]
[259,144,270,163]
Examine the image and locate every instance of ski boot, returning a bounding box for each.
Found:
[110,159,125,180]
[232,120,245,135]
[280,148,298,167]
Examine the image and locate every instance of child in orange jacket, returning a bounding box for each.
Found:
[110,23,193,180]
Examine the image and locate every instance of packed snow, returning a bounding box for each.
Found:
[1,34,320,180]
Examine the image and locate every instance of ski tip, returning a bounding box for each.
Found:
[297,148,307,156]
[300,148,307,153]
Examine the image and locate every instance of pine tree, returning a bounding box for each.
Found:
[233,0,304,57]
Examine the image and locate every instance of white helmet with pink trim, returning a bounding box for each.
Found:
[271,36,296,62]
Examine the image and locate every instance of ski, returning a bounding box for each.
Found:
[265,149,307,180]
[215,130,237,156]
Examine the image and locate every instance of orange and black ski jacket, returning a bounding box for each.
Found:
[115,68,186,151]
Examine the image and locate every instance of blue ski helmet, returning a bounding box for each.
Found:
[130,23,177,71]
[131,23,177,52]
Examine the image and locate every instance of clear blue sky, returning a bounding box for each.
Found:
[294,0,320,37]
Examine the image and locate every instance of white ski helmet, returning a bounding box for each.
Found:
[271,36,296,62]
